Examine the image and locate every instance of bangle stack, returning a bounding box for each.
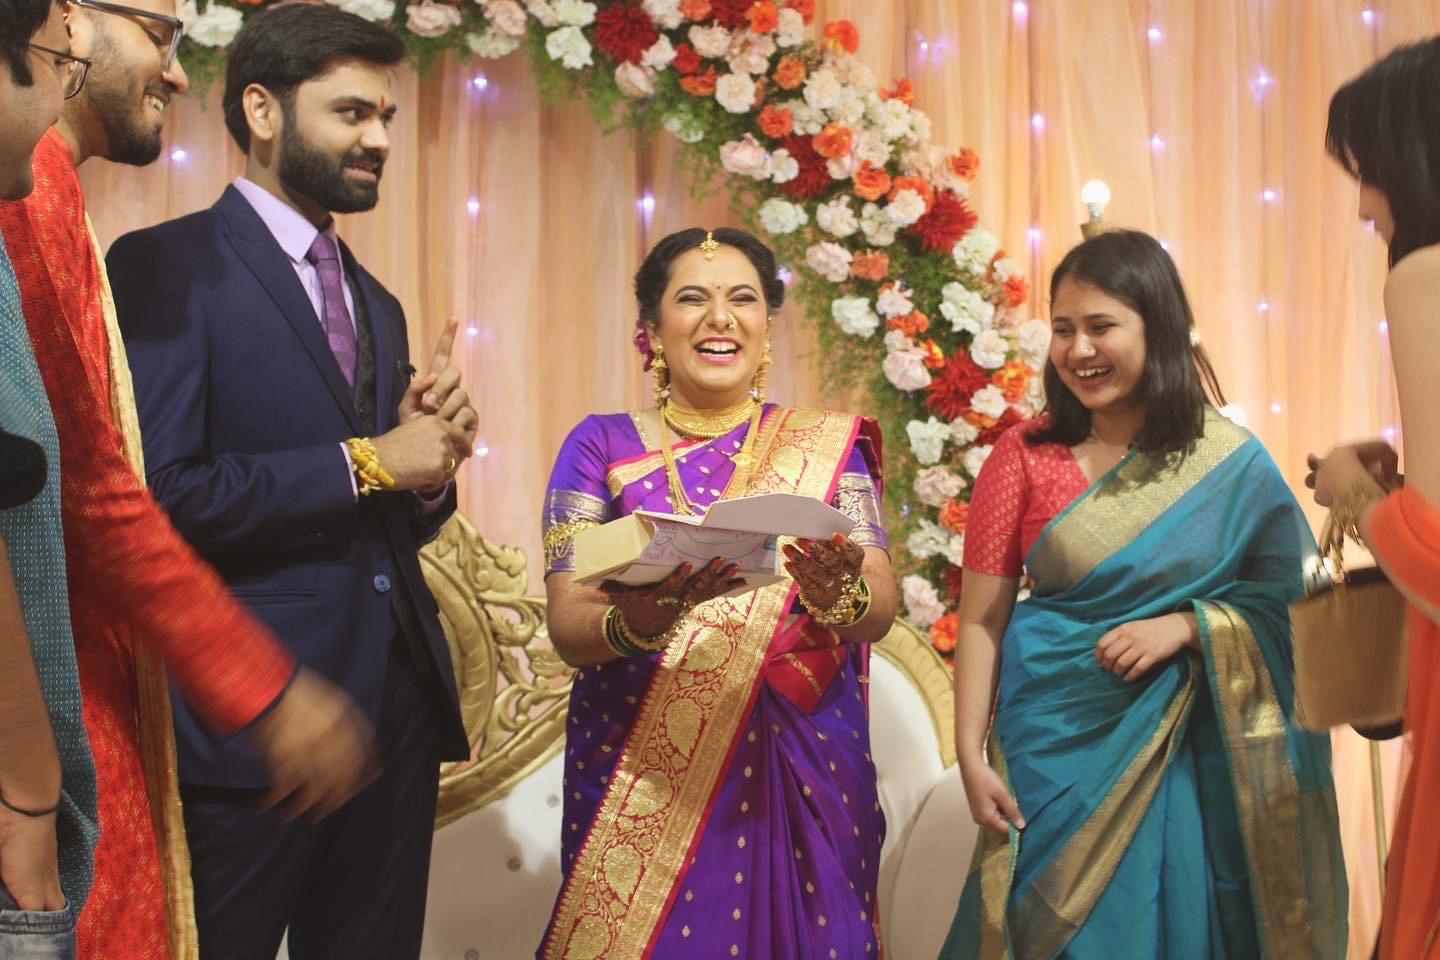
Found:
[798,573,872,627]
[604,605,685,658]
[346,437,395,496]
[1331,477,1387,545]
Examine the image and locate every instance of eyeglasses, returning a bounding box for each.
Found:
[27,43,92,99]
[69,0,184,72]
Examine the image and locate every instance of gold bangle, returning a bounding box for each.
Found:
[1332,476,1386,545]
[346,437,395,496]
[605,605,684,657]
[799,573,871,627]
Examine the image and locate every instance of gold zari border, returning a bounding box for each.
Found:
[542,409,857,960]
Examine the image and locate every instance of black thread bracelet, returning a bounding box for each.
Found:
[0,791,61,819]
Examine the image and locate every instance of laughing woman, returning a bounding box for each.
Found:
[537,227,898,960]
[938,230,1347,959]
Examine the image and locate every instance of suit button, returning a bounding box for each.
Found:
[373,574,391,593]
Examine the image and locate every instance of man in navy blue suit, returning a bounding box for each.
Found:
[106,6,476,958]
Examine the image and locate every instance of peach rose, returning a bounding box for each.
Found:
[773,53,807,90]
[747,0,778,32]
[757,104,793,138]
[681,66,719,96]
[850,250,889,281]
[823,19,859,53]
[852,161,891,202]
[949,147,980,181]
[939,499,969,534]
[813,123,854,160]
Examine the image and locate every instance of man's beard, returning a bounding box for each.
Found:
[278,128,384,216]
[83,30,167,167]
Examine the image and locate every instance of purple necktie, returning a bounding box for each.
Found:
[305,231,357,387]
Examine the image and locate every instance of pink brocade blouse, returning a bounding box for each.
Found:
[963,416,1092,577]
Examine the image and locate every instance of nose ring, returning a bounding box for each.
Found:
[722,311,738,332]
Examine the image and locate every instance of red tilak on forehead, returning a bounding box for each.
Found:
[378,95,388,110]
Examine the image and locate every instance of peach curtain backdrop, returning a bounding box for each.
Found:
[79,1,1439,955]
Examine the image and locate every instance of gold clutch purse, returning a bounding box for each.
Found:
[1291,513,1408,732]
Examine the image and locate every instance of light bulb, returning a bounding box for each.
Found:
[1080,180,1110,220]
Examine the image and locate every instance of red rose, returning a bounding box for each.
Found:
[593,1,661,64]
[672,43,701,75]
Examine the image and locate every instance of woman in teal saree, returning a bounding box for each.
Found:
[940,230,1347,959]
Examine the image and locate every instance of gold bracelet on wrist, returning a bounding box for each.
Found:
[603,605,684,658]
[798,573,872,627]
[1332,476,1386,545]
[346,437,395,496]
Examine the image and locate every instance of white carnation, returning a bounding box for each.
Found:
[992,257,1020,284]
[940,281,995,335]
[805,242,852,284]
[883,347,932,391]
[837,57,878,92]
[826,154,858,180]
[906,417,952,466]
[662,111,705,143]
[901,575,946,628]
[816,197,858,238]
[552,0,595,25]
[1025,372,1047,411]
[326,0,395,21]
[803,69,843,111]
[524,0,559,26]
[969,384,1009,419]
[859,202,899,246]
[885,189,927,227]
[768,149,799,185]
[545,26,592,69]
[970,329,1009,370]
[875,97,913,140]
[906,518,952,561]
[688,24,731,59]
[910,108,933,144]
[831,87,867,126]
[883,329,911,352]
[831,297,881,338]
[641,0,681,29]
[615,62,656,98]
[775,7,804,46]
[949,417,980,447]
[876,284,915,319]
[641,35,677,70]
[944,533,966,567]
[1018,318,1051,367]
[913,466,966,509]
[468,30,523,57]
[853,130,892,167]
[187,2,244,45]
[963,445,994,480]
[758,198,808,236]
[715,73,757,114]
[785,99,826,136]
[727,33,774,76]
[953,227,999,275]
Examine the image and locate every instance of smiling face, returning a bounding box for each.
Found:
[1049,276,1148,417]
[648,244,770,410]
[274,58,394,217]
[0,2,68,199]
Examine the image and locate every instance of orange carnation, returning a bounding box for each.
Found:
[680,0,712,19]
[885,309,929,337]
[850,250,890,281]
[890,174,934,210]
[880,78,915,105]
[949,147,980,181]
[823,19,860,53]
[773,54,807,90]
[919,338,946,370]
[813,123,854,160]
[852,161,891,201]
[757,104,794,138]
[992,360,1031,404]
[785,0,815,22]
[747,0,779,32]
[1003,275,1030,308]
[939,499,970,534]
[929,612,959,653]
[681,66,719,96]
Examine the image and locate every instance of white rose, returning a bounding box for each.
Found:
[615,62,656,99]
[186,3,243,45]
[913,466,966,509]
[552,0,595,26]
[326,0,395,22]
[468,29,523,57]
[1018,318,1051,367]
[803,69,843,111]
[727,33,774,75]
[715,73,757,114]
[785,99,825,136]
[952,227,999,275]
[805,242,853,283]
[963,445,994,479]
[662,111,705,143]
[853,130,892,167]
[758,197,808,235]
[992,257,1020,284]
[406,0,460,33]
[901,575,946,628]
[970,384,1009,419]
[944,533,966,567]
[775,7,804,47]
[970,329,1009,370]
[524,0,559,26]
[884,348,932,391]
[906,417,951,466]
[720,134,769,178]
[688,24,731,59]
[484,0,528,36]
[768,149,799,185]
[906,518,952,561]
[545,25,593,68]
[642,0,681,29]
[831,296,880,338]
[641,35,676,70]
[826,154,858,180]
[949,417,980,447]
[816,197,858,238]
[885,189,927,227]
[875,284,914,318]
[859,202,898,246]
[940,281,995,335]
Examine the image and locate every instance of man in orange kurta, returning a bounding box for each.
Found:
[0,2,374,956]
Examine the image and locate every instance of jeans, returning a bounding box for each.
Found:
[0,887,75,960]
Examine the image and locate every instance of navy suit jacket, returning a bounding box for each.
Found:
[108,186,468,788]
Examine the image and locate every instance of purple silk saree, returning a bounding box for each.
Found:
[538,405,888,960]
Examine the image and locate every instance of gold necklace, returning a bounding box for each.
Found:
[663,396,758,440]
[657,401,767,515]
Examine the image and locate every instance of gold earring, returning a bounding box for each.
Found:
[750,340,772,403]
[652,345,671,407]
